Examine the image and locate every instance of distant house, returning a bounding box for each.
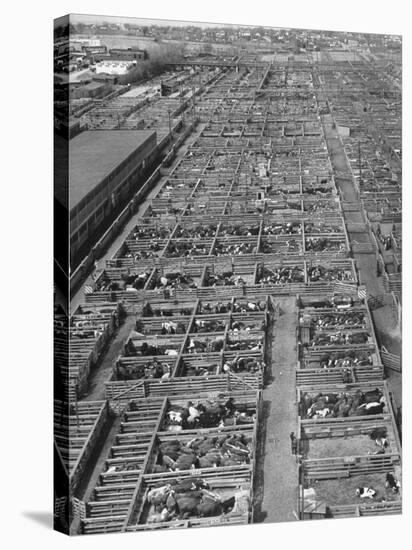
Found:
[92,73,119,84]
[71,81,110,99]
[82,45,107,56]
[109,47,147,61]
[95,60,135,75]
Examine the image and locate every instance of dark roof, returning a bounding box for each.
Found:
[110,47,145,52]
[55,133,68,209]
[81,81,106,90]
[69,130,156,210]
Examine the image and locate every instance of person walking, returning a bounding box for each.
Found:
[290,432,298,455]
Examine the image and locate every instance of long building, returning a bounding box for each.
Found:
[69,129,156,264]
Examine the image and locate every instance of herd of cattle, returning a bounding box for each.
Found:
[163,397,256,431]
[297,297,402,515]
[146,478,249,523]
[154,433,252,472]
[58,56,402,534]
[300,388,386,419]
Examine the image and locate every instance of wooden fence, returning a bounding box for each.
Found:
[303,452,401,480]
[391,291,401,327]
[328,501,401,518]
[367,294,386,311]
[380,346,401,373]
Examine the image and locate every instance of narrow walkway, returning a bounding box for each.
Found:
[82,314,137,402]
[323,120,401,405]
[260,296,299,523]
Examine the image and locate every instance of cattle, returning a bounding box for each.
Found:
[187,336,224,354]
[369,427,389,450]
[171,478,209,493]
[257,266,305,285]
[363,388,384,403]
[309,406,331,419]
[148,484,172,510]
[161,321,180,334]
[158,434,251,472]
[311,331,369,347]
[224,397,236,416]
[226,339,262,352]
[163,399,255,431]
[300,392,313,416]
[184,362,218,377]
[153,272,197,290]
[197,496,235,517]
[263,222,301,235]
[152,484,238,521]
[356,402,385,415]
[385,473,401,493]
[147,507,172,523]
[375,436,389,449]
[301,389,386,419]
[214,242,255,256]
[165,492,177,512]
[174,495,202,518]
[307,397,332,418]
[319,350,373,369]
[307,266,352,283]
[313,392,339,405]
[370,427,387,440]
[232,300,266,313]
[356,487,376,499]
[198,301,231,314]
[193,319,226,333]
[152,464,168,473]
[333,399,351,417]
[306,237,343,252]
[167,240,210,258]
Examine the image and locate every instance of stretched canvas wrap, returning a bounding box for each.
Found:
[54,13,402,535]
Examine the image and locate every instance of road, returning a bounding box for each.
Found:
[255,296,299,523]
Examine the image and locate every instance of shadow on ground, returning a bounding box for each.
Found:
[22,511,53,529]
[252,398,271,523]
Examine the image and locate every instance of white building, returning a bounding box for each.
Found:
[95,60,135,75]
[71,37,102,49]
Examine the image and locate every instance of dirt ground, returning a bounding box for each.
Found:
[255,296,299,523]
[82,314,137,401]
[305,434,394,459]
[308,473,400,506]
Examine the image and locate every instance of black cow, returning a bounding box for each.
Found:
[363,388,383,403]
[385,472,400,493]
[197,496,235,517]
[357,402,385,415]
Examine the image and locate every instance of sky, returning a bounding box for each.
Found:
[53,13,400,38]
[57,13,280,30]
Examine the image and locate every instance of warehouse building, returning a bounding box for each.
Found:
[71,81,111,99]
[108,47,147,61]
[95,60,135,75]
[69,129,156,264]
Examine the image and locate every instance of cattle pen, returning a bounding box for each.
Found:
[55,42,402,534]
